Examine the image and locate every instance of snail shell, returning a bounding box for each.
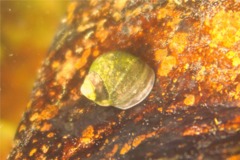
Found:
[80,51,155,110]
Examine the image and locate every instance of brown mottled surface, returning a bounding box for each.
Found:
[8,0,240,159]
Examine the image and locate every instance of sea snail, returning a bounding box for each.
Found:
[80,51,155,110]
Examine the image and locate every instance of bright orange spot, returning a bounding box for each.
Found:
[157,107,163,113]
[93,49,100,57]
[29,148,37,156]
[40,105,58,120]
[157,56,177,76]
[114,0,127,11]
[132,132,157,149]
[65,50,72,59]
[75,48,91,69]
[169,32,188,54]
[227,154,240,160]
[120,143,131,155]
[67,2,78,24]
[18,124,26,132]
[41,145,49,153]
[77,23,95,32]
[35,90,43,97]
[235,84,240,100]
[40,122,52,132]
[80,125,94,145]
[132,135,146,148]
[30,112,39,122]
[184,94,195,106]
[32,139,38,143]
[154,49,168,62]
[47,132,54,138]
[95,29,109,42]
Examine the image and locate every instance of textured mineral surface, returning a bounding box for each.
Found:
[8,0,240,159]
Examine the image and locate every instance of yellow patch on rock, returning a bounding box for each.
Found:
[41,144,49,153]
[80,125,95,145]
[132,135,146,148]
[207,10,240,48]
[184,94,195,106]
[154,49,168,62]
[29,148,37,157]
[157,56,177,76]
[169,32,188,54]
[120,143,131,155]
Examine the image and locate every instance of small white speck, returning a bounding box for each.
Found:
[8,8,12,12]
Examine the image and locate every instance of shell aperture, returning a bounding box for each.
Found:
[80,51,155,110]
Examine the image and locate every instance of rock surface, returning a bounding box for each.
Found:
[8,0,240,159]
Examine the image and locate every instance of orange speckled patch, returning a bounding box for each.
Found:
[40,122,52,132]
[183,124,212,136]
[114,0,127,11]
[154,49,168,62]
[120,143,131,155]
[184,94,195,106]
[18,124,26,132]
[77,23,95,33]
[30,112,39,122]
[194,66,206,82]
[227,154,240,160]
[67,2,78,24]
[207,10,240,48]
[29,148,37,157]
[93,49,100,57]
[232,56,240,67]
[32,139,38,143]
[79,69,86,78]
[75,48,92,69]
[157,56,177,76]
[56,56,77,84]
[157,107,163,113]
[15,152,23,159]
[41,145,49,153]
[169,32,188,55]
[95,29,109,43]
[219,116,240,132]
[106,144,119,157]
[80,125,94,145]
[39,105,58,121]
[47,132,54,138]
[65,50,72,59]
[51,60,60,70]
[235,84,240,100]
[132,135,146,148]
[132,131,157,149]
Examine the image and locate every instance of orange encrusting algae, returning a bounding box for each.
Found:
[80,125,95,145]
[8,0,240,159]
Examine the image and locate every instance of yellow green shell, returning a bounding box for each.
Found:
[80,51,155,110]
